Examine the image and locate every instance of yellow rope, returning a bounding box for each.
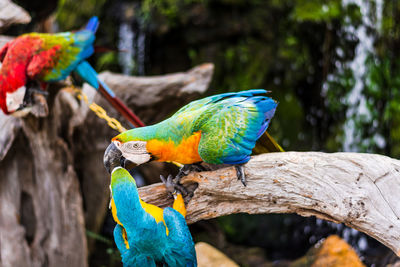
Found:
[71,88,127,133]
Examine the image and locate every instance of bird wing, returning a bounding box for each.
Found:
[162,207,197,267]
[24,30,95,82]
[114,225,157,267]
[192,90,277,164]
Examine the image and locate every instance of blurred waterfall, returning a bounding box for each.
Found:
[118,22,135,75]
[137,21,146,76]
[118,3,146,76]
[319,0,384,255]
[342,0,381,152]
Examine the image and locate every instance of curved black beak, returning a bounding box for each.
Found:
[104,142,123,173]
[104,142,138,173]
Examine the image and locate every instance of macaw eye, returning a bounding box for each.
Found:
[114,140,122,147]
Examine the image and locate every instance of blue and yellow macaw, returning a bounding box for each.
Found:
[104,89,279,185]
[110,167,197,267]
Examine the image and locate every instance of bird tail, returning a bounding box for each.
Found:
[253,131,284,154]
[84,16,99,33]
[75,61,145,128]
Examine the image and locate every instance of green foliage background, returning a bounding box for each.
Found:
[55,0,400,156]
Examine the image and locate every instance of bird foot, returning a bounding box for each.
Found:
[160,174,191,198]
[174,163,206,183]
[235,165,247,186]
[30,93,49,117]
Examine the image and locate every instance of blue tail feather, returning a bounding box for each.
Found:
[75,61,99,89]
[74,61,116,97]
[85,16,99,33]
[98,79,116,97]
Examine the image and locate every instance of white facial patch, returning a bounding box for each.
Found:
[114,140,151,166]
[6,86,26,113]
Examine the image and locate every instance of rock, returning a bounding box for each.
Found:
[387,262,400,267]
[195,242,239,267]
[290,235,365,267]
[312,235,365,267]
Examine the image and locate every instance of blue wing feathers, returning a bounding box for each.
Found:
[221,154,251,165]
[208,89,268,104]
[163,208,197,267]
[210,90,277,165]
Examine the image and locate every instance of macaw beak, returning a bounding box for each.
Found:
[104,142,137,173]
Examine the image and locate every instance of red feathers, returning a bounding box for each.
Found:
[27,45,61,79]
[0,35,49,114]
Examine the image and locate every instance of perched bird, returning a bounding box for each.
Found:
[110,167,197,267]
[104,89,278,185]
[0,17,144,126]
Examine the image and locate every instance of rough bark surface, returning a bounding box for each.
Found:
[0,64,214,267]
[0,92,88,267]
[138,152,400,256]
[0,0,31,31]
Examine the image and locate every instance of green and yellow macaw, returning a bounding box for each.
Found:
[110,167,197,267]
[104,89,281,185]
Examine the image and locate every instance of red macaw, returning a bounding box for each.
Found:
[0,17,143,127]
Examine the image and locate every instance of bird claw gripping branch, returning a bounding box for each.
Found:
[160,174,192,199]
[174,163,206,184]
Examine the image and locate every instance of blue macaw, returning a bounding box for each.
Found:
[110,167,197,267]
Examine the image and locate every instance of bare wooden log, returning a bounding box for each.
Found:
[0,0,31,31]
[138,152,400,256]
[0,113,20,160]
[0,90,88,267]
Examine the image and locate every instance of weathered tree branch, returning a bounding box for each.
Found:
[138,152,400,256]
[0,0,31,31]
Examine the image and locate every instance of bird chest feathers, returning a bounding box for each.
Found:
[146,131,203,164]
